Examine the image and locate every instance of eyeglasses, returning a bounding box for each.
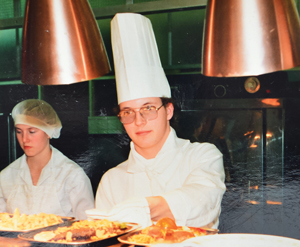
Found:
[118,104,164,124]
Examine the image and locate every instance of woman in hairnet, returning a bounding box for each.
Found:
[0,99,94,219]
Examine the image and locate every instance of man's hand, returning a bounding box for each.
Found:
[146,196,175,222]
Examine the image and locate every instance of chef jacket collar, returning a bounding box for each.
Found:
[19,146,54,186]
[127,127,180,174]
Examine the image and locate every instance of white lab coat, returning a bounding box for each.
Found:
[0,146,94,220]
[96,128,226,228]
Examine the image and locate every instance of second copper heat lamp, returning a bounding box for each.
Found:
[202,0,300,77]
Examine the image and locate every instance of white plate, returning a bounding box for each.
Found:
[118,227,218,246]
[182,234,300,247]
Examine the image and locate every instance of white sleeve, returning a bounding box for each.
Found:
[67,169,95,220]
[0,174,7,213]
[162,144,226,227]
[95,171,116,211]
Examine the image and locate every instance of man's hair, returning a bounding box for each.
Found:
[161,97,174,107]
[160,97,179,129]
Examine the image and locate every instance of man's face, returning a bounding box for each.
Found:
[119,97,174,158]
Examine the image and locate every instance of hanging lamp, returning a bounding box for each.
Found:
[22,0,111,85]
[202,0,300,77]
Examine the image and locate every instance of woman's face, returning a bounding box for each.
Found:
[15,124,50,157]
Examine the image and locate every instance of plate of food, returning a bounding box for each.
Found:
[0,209,72,232]
[118,217,218,245]
[18,219,140,244]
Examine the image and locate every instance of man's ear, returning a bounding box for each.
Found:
[166,103,174,121]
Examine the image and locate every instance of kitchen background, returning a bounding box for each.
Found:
[1,0,300,239]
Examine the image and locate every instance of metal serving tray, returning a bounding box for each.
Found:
[18,219,140,245]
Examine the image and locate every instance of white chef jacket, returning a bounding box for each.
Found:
[0,146,94,220]
[96,128,226,228]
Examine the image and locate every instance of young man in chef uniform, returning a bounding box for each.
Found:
[86,13,226,228]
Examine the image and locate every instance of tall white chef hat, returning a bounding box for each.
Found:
[111,13,171,104]
[12,99,62,139]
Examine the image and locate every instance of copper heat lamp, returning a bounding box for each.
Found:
[22,0,111,85]
[202,0,300,77]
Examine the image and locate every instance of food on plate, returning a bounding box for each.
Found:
[33,219,130,243]
[156,217,178,230]
[0,208,63,231]
[165,230,196,243]
[127,217,209,244]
